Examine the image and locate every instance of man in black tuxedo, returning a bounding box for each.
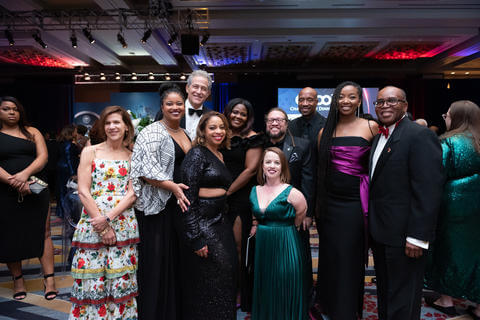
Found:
[265,107,315,295]
[155,70,213,139]
[369,86,444,320]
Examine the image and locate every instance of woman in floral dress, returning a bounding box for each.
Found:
[69,106,139,320]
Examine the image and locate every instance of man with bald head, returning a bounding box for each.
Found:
[369,86,444,320]
[289,87,327,142]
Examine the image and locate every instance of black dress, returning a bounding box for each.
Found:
[317,137,371,319]
[221,134,264,311]
[180,145,238,320]
[0,132,49,262]
[136,139,185,320]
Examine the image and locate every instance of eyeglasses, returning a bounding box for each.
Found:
[442,113,449,120]
[374,97,406,108]
[266,118,287,124]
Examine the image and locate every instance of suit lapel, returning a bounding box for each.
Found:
[283,139,294,161]
[369,134,380,179]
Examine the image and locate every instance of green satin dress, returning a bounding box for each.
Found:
[249,185,307,320]
[425,133,480,303]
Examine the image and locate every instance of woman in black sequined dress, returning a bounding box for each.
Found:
[221,98,264,311]
[180,112,238,320]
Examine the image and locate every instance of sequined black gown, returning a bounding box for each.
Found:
[180,145,238,320]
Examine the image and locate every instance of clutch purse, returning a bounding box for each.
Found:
[29,176,48,194]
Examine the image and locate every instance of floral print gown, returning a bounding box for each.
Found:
[69,159,140,320]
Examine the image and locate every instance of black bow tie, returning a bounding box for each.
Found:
[188,108,203,116]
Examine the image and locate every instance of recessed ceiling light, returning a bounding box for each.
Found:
[465,72,470,75]
[450,72,455,75]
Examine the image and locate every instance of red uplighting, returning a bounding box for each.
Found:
[0,47,73,68]
[372,42,440,60]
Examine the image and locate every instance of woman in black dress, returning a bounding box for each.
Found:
[221,98,263,310]
[314,82,378,319]
[0,96,57,300]
[180,111,238,320]
[131,84,191,320]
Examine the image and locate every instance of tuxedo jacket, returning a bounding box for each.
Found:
[154,106,213,129]
[368,118,444,247]
[281,133,316,217]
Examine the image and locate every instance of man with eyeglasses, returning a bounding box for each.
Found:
[264,107,315,300]
[369,86,444,320]
[289,87,327,143]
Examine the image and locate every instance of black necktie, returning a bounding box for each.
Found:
[188,108,203,116]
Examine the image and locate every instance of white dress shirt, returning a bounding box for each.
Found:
[185,99,204,140]
[371,115,429,249]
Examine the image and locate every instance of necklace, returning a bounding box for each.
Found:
[161,120,181,133]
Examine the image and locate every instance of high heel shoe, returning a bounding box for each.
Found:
[43,273,58,301]
[12,274,27,300]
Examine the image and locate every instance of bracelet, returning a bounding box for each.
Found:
[99,227,110,237]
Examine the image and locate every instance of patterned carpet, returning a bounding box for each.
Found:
[0,205,475,319]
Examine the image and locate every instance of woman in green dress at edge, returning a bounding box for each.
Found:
[424,100,480,319]
[249,146,308,319]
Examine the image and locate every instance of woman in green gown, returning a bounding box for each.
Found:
[249,147,308,320]
[425,100,480,319]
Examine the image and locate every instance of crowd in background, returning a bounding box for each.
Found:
[1,71,479,320]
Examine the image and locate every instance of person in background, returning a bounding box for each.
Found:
[131,84,191,320]
[0,96,57,301]
[249,147,308,319]
[313,81,378,320]
[75,124,89,150]
[69,106,138,319]
[369,86,444,320]
[415,118,428,127]
[56,124,80,218]
[424,100,480,319]
[221,98,264,311]
[180,112,238,320]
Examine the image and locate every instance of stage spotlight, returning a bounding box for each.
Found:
[115,72,121,80]
[32,32,47,49]
[131,73,137,80]
[100,73,106,81]
[5,29,14,46]
[84,73,91,81]
[165,75,171,81]
[167,33,177,46]
[180,74,186,80]
[82,28,95,44]
[148,72,155,80]
[141,29,152,43]
[117,32,128,48]
[200,33,210,47]
[70,31,77,48]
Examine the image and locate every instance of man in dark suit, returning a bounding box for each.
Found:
[369,86,444,320]
[265,107,315,295]
[155,70,213,139]
[289,87,327,143]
